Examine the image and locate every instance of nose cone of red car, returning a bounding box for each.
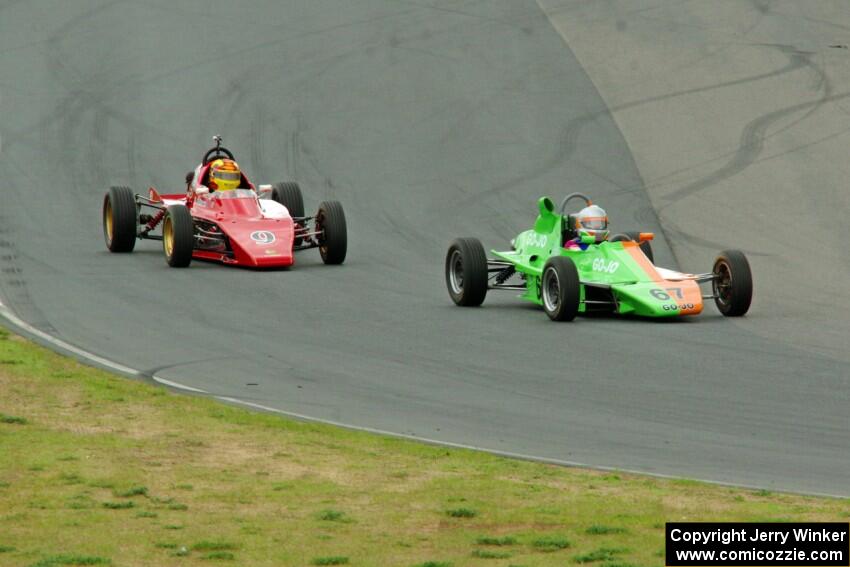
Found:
[227,219,295,267]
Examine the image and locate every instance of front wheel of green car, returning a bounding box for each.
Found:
[445,238,488,307]
[712,249,752,316]
[541,256,580,321]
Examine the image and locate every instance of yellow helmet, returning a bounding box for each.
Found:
[209,159,241,191]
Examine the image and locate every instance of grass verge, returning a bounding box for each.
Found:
[0,326,847,566]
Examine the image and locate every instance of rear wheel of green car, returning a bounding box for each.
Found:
[541,256,580,321]
[445,238,488,307]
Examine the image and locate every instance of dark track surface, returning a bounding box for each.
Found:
[0,1,847,495]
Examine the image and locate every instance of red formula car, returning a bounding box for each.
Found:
[101,137,346,268]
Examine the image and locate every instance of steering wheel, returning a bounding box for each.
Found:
[202,136,235,165]
[559,192,592,215]
[202,145,235,165]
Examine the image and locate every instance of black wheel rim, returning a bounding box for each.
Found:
[714,261,732,305]
[448,250,464,294]
[542,268,560,312]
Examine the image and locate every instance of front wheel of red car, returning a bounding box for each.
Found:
[712,249,752,316]
[445,238,488,307]
[163,205,194,268]
[103,186,138,252]
[541,256,580,321]
[316,201,347,265]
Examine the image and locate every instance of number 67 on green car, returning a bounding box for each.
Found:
[445,193,752,321]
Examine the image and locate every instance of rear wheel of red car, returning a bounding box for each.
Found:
[445,238,488,307]
[163,205,194,268]
[272,182,304,218]
[541,256,580,321]
[316,201,347,265]
[610,231,654,263]
[103,186,137,252]
[712,249,752,316]
[273,182,305,245]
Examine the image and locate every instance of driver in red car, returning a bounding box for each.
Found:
[207,158,242,192]
[188,158,243,196]
[564,204,609,250]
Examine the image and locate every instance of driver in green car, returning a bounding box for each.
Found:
[564,204,609,250]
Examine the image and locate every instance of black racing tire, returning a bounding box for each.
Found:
[712,249,752,316]
[273,182,305,245]
[103,186,137,252]
[445,238,488,307]
[162,205,194,268]
[316,201,347,265]
[610,231,654,264]
[540,256,580,321]
[272,182,305,218]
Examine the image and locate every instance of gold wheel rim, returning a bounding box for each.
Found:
[105,201,114,243]
[163,216,174,258]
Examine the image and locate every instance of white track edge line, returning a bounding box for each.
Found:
[152,375,208,394]
[214,396,846,500]
[0,303,842,498]
[0,305,140,376]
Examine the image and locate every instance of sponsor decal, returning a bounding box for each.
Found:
[662,303,694,311]
[592,258,619,273]
[525,233,548,248]
[250,231,276,245]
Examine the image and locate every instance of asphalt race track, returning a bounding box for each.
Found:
[0,1,847,496]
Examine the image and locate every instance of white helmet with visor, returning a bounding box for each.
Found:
[574,204,609,242]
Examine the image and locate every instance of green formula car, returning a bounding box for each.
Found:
[445,193,752,321]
